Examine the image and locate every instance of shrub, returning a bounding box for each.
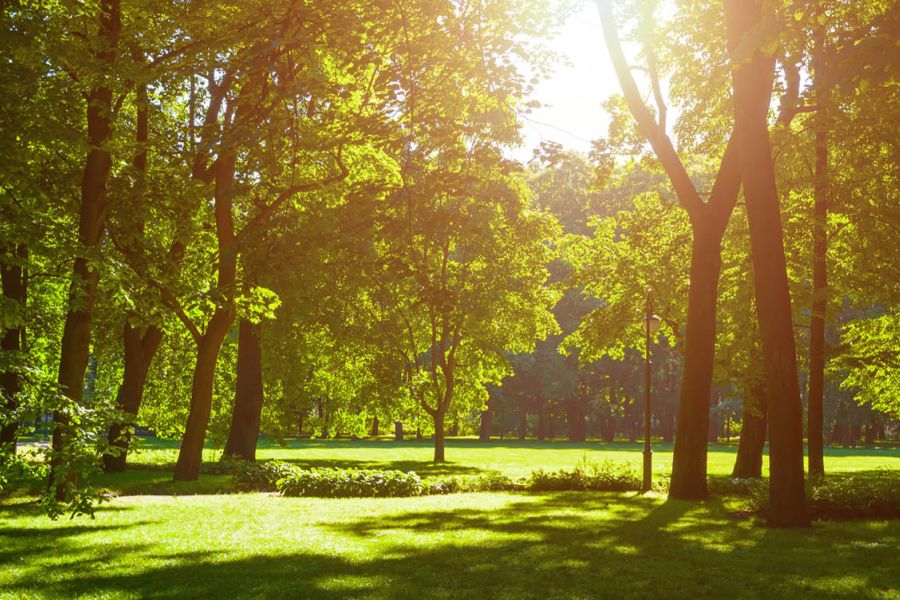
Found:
[527,460,640,492]
[807,471,900,520]
[277,467,425,498]
[713,471,900,520]
[427,471,524,495]
[233,460,298,491]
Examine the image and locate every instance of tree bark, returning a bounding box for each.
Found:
[371,415,379,437]
[517,410,527,440]
[104,82,165,473]
[567,400,586,442]
[432,410,445,462]
[807,15,829,480]
[1,244,27,454]
[173,155,238,481]
[51,0,121,499]
[479,409,491,441]
[223,319,265,461]
[102,322,162,472]
[394,420,403,441]
[733,385,767,478]
[725,0,809,527]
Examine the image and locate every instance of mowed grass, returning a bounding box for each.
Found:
[89,437,900,495]
[2,491,899,599]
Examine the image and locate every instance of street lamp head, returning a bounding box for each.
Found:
[645,313,662,335]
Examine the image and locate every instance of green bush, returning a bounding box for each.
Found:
[233,460,298,491]
[713,471,900,520]
[277,467,425,498]
[428,471,524,495]
[807,471,900,520]
[527,460,640,492]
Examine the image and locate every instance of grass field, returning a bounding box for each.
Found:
[2,439,899,599]
[86,437,900,495]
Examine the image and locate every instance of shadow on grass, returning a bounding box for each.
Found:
[3,492,897,599]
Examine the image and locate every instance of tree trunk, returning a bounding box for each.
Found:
[432,410,445,462]
[394,420,403,441]
[567,401,586,442]
[733,386,767,478]
[103,83,165,473]
[537,406,548,440]
[173,154,238,482]
[602,416,616,443]
[0,244,27,454]
[223,319,264,461]
[103,321,162,472]
[371,415,379,437]
[518,410,527,440]
[51,0,121,499]
[807,16,829,480]
[864,418,875,447]
[479,409,492,441]
[669,226,722,498]
[725,0,808,526]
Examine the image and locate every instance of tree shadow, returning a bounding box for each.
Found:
[5,492,897,599]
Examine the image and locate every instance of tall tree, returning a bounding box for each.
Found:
[597,0,742,499]
[51,0,122,498]
[724,0,808,527]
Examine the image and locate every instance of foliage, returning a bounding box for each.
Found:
[527,460,640,492]
[277,467,425,498]
[233,460,299,492]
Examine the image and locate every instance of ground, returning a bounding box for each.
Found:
[2,439,899,599]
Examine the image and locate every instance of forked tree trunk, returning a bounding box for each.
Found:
[807,16,829,480]
[725,0,809,527]
[173,155,238,482]
[733,386,767,478]
[223,320,265,461]
[51,0,121,499]
[0,244,27,454]
[103,321,162,472]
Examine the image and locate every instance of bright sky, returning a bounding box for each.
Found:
[513,3,620,163]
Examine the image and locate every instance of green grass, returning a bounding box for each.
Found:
[2,491,899,599]
[4,440,899,598]
[125,437,900,475]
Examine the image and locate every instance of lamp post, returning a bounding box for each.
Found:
[643,292,662,492]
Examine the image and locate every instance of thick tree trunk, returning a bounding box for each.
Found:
[394,420,404,441]
[807,19,829,480]
[223,320,265,461]
[517,410,527,440]
[51,0,121,499]
[669,225,722,498]
[733,386,768,478]
[432,410,445,462]
[103,321,162,472]
[1,244,27,454]
[725,0,808,526]
[864,418,875,447]
[479,409,491,441]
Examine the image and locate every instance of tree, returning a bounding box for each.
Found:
[597,0,743,500]
[724,0,809,527]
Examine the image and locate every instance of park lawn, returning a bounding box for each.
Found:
[121,437,900,478]
[2,491,899,600]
